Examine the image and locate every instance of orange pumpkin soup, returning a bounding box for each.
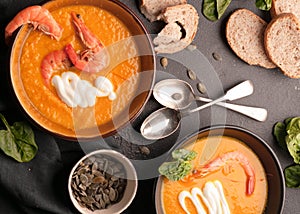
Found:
[14,2,142,135]
[161,136,267,214]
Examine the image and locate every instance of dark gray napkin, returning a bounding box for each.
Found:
[0,127,76,214]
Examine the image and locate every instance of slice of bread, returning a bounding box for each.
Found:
[140,0,187,22]
[264,13,300,78]
[226,9,276,69]
[153,4,199,54]
[270,0,300,21]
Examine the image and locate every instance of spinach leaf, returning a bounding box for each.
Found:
[284,165,300,188]
[216,0,232,19]
[273,122,288,150]
[255,0,272,11]
[203,0,218,21]
[0,114,38,162]
[203,0,271,22]
[159,149,197,181]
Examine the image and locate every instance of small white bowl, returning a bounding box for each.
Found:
[68,149,138,214]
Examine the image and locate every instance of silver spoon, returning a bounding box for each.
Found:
[141,80,254,140]
[153,79,267,122]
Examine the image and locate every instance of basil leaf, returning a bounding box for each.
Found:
[0,114,38,162]
[284,165,300,188]
[216,0,231,19]
[172,149,197,161]
[203,0,218,21]
[255,0,272,11]
[159,149,197,181]
[273,122,288,150]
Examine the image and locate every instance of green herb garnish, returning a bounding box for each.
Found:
[284,165,300,188]
[0,113,38,162]
[274,117,300,188]
[158,149,197,181]
[202,0,272,21]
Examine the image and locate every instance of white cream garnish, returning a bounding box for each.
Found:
[94,76,117,100]
[52,72,116,108]
[178,180,230,214]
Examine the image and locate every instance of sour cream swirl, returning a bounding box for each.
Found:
[178,180,230,214]
[52,72,116,108]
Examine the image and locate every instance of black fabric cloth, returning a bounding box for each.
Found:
[0,1,85,213]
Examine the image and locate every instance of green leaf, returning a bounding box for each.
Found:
[287,136,300,164]
[203,0,218,21]
[273,122,288,150]
[216,0,231,19]
[285,117,300,164]
[255,0,272,11]
[286,117,300,139]
[172,149,197,161]
[158,160,192,181]
[0,114,38,162]
[159,149,197,181]
[284,165,300,188]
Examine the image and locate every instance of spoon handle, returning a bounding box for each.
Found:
[195,97,267,121]
[188,80,254,114]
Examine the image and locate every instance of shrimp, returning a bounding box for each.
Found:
[41,50,72,86]
[188,151,255,196]
[5,5,63,42]
[65,11,108,73]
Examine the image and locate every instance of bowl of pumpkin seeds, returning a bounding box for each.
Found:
[68,149,138,214]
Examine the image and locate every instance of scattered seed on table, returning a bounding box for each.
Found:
[197,82,207,94]
[140,146,150,155]
[187,69,196,80]
[212,52,222,61]
[160,57,168,69]
[187,44,197,51]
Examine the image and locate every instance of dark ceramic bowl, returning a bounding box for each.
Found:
[9,0,155,141]
[155,125,285,214]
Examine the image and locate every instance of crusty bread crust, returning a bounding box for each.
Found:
[264,13,300,78]
[226,9,276,69]
[153,4,199,54]
[271,0,300,21]
[140,0,187,22]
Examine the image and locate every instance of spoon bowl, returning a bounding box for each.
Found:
[153,79,195,110]
[140,108,181,140]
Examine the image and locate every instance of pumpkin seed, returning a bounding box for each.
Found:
[160,57,168,69]
[212,52,222,61]
[140,146,150,155]
[197,82,207,94]
[70,154,128,212]
[187,44,197,51]
[109,187,116,201]
[187,69,196,80]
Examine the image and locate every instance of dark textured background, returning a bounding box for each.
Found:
[0,0,299,213]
